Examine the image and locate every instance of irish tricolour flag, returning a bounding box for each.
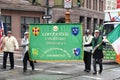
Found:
[107,24,120,64]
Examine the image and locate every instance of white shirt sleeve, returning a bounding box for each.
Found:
[13,36,19,49]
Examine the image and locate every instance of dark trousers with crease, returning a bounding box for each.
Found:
[23,51,34,70]
[3,52,14,69]
[83,51,91,70]
[93,58,103,72]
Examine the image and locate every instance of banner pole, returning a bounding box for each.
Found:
[65,9,71,23]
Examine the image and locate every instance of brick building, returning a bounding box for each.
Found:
[52,0,105,32]
[0,0,105,43]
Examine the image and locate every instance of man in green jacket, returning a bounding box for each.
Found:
[92,30,105,75]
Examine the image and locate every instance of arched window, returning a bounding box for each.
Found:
[56,18,65,23]
[54,0,64,7]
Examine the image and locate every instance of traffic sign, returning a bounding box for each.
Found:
[42,15,52,19]
[64,0,72,8]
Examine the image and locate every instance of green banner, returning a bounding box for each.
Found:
[29,23,83,61]
[103,43,116,60]
[104,50,116,60]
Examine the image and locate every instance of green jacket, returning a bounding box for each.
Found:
[92,36,103,50]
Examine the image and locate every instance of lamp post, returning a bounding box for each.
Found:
[46,0,49,23]
[65,9,70,23]
[64,0,72,23]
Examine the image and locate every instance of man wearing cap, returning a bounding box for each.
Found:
[1,31,19,70]
[21,32,34,72]
[92,30,105,75]
[83,29,93,72]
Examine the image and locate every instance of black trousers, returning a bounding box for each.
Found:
[93,58,103,72]
[83,51,91,70]
[23,51,34,70]
[3,52,14,69]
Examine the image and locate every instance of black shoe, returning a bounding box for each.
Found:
[32,67,35,71]
[84,69,90,72]
[1,67,5,69]
[9,68,14,70]
[86,69,90,72]
[84,69,87,72]
[93,72,97,75]
[99,70,102,74]
[23,69,26,72]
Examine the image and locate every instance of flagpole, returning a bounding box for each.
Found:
[0,9,1,16]
[0,9,1,19]
[0,11,4,36]
[0,10,3,51]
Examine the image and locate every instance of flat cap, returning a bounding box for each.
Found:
[86,29,90,33]
[7,31,12,34]
[24,32,29,35]
[95,30,99,33]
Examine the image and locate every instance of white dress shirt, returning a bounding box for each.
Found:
[3,36,19,52]
[21,37,29,54]
[83,34,93,52]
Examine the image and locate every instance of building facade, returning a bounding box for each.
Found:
[0,0,105,43]
[0,0,45,43]
[50,0,105,32]
[105,0,117,10]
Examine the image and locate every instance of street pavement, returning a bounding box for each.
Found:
[0,53,120,80]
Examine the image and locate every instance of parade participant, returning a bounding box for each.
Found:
[1,31,19,70]
[21,32,34,72]
[83,29,93,72]
[92,30,105,75]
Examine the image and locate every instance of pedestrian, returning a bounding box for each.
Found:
[92,30,105,75]
[83,29,93,72]
[1,31,19,70]
[21,32,34,72]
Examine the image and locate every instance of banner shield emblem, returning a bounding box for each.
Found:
[71,27,79,36]
[32,27,40,36]
[73,48,80,56]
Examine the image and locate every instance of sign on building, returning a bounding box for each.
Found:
[42,15,52,19]
[64,0,72,8]
[29,23,83,61]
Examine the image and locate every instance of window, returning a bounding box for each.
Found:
[100,19,103,25]
[54,0,64,7]
[80,16,84,23]
[2,15,11,35]
[103,24,114,35]
[93,0,97,10]
[21,17,40,38]
[86,0,91,9]
[87,17,91,29]
[93,18,98,30]
[99,0,104,11]
[86,0,89,8]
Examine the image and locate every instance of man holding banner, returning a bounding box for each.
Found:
[83,29,93,72]
[21,32,34,72]
[1,31,19,70]
[92,30,105,75]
